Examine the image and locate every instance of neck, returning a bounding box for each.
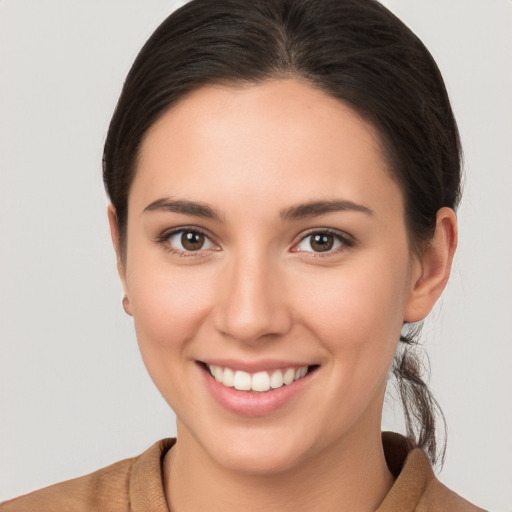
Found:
[164,424,394,512]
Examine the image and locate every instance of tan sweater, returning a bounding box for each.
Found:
[1,433,485,511]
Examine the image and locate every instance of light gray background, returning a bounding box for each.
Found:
[1,1,510,510]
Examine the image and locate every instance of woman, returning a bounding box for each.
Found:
[0,0,490,510]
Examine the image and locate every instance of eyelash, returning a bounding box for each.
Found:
[156,227,355,257]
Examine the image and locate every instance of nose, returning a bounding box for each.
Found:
[212,251,292,344]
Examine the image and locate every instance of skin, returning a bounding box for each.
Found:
[109,79,457,511]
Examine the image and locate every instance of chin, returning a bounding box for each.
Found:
[196,423,318,476]
[213,443,305,476]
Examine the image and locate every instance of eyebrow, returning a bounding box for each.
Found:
[280,200,373,221]
[143,197,373,222]
[143,198,223,222]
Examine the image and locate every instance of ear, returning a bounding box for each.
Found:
[107,204,132,316]
[404,207,458,322]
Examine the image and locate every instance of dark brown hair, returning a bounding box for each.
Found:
[103,0,461,466]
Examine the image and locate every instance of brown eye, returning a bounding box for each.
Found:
[294,231,346,254]
[310,233,334,252]
[181,231,205,251]
[166,229,216,253]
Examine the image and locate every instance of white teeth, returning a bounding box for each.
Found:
[283,368,295,385]
[252,371,271,392]
[270,370,284,389]
[233,370,252,391]
[207,364,310,392]
[223,367,234,387]
[213,365,223,382]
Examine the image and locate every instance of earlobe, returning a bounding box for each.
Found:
[404,207,458,323]
[122,295,132,316]
[107,204,132,315]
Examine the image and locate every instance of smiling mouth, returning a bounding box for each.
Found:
[201,363,318,393]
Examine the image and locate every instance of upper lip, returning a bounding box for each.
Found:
[199,358,315,373]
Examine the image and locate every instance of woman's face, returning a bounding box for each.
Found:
[117,79,424,474]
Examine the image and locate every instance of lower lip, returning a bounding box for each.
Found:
[199,364,316,417]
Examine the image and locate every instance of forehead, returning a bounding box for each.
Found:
[132,79,402,217]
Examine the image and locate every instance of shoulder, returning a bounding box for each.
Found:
[1,458,133,512]
[0,439,175,512]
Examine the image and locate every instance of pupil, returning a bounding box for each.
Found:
[311,234,333,252]
[182,231,204,251]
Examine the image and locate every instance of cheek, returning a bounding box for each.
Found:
[125,251,215,384]
[291,253,410,377]
[132,271,210,330]
[286,256,411,435]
